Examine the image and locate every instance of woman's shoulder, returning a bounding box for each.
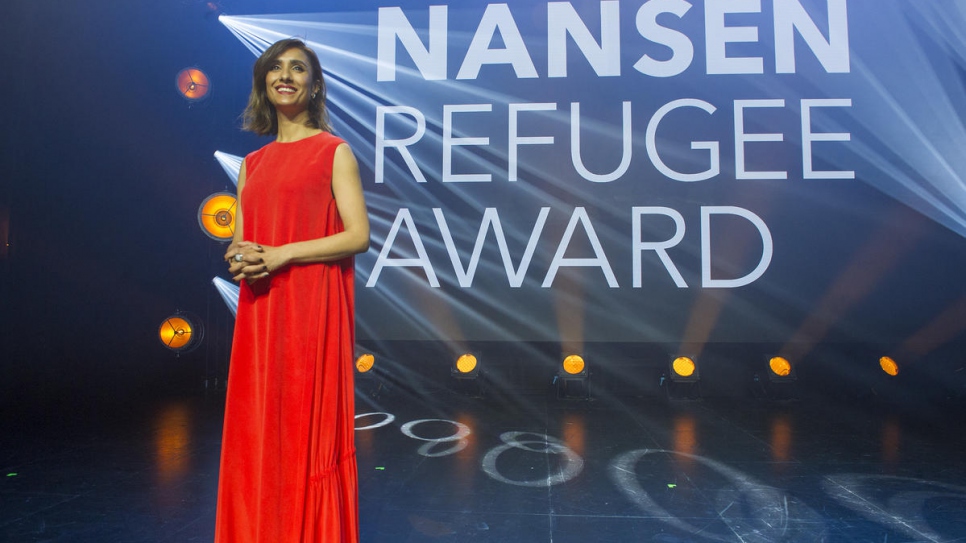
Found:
[313,131,347,148]
[243,140,274,166]
[304,132,348,161]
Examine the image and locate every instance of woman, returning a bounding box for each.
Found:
[215,38,369,543]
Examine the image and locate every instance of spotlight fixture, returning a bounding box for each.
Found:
[562,354,586,376]
[754,356,798,401]
[555,354,590,399]
[663,356,701,400]
[767,356,796,382]
[453,353,479,379]
[451,353,483,396]
[670,356,699,382]
[354,353,386,398]
[198,192,237,241]
[158,312,204,355]
[879,356,899,377]
[866,355,904,404]
[176,67,211,101]
[355,353,375,374]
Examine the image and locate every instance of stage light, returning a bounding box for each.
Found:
[159,317,193,350]
[769,356,792,378]
[767,356,797,382]
[354,352,386,398]
[754,356,798,401]
[562,354,585,375]
[663,356,700,400]
[176,68,211,101]
[454,354,479,377]
[356,353,375,374]
[670,356,699,381]
[198,192,237,241]
[158,312,203,354]
[879,356,900,376]
[556,354,590,399]
[450,353,482,396]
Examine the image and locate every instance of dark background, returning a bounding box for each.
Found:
[0,0,286,403]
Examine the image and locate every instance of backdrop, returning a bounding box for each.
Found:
[2,0,965,397]
[216,0,966,352]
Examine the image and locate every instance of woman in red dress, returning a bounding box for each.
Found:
[214,38,369,543]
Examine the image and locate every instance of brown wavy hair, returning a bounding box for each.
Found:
[242,38,331,135]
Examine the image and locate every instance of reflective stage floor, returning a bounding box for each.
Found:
[2,383,966,542]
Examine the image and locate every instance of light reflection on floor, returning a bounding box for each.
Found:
[1,389,965,542]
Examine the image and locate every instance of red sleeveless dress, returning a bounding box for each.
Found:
[215,132,359,543]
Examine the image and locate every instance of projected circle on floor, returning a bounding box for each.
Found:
[609,449,825,542]
[400,419,471,457]
[354,412,396,431]
[823,474,966,541]
[347,409,962,540]
[482,431,583,487]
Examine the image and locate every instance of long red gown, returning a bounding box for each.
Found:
[215,132,359,543]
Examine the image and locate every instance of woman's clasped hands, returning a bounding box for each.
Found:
[226,241,284,283]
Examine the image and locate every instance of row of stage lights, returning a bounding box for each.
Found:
[156,67,226,358]
[156,190,236,356]
[159,303,902,399]
[158,180,232,352]
[352,351,905,400]
[161,292,903,394]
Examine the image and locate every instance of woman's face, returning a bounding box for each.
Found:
[264,47,316,111]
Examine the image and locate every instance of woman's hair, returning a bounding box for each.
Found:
[242,38,331,135]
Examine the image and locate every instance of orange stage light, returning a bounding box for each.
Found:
[198,192,237,241]
[672,357,697,379]
[455,354,478,375]
[355,354,375,373]
[757,356,797,400]
[451,353,482,396]
[879,356,899,376]
[769,356,793,378]
[159,314,202,353]
[562,354,585,375]
[665,356,701,400]
[176,68,211,101]
[557,354,590,399]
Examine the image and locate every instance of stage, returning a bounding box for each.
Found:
[4,0,966,541]
[2,378,965,542]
